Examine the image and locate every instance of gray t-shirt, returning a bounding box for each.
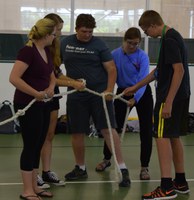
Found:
[61,34,113,99]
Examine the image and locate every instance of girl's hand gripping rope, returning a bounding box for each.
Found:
[123,85,137,96]
[74,79,86,91]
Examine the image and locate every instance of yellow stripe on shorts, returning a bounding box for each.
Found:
[158,103,164,138]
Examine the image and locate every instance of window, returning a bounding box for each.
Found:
[0,0,193,38]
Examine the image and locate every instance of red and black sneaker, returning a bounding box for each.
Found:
[142,186,177,200]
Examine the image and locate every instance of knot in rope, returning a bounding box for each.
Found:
[16,109,25,116]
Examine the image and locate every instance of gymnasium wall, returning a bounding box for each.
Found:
[1,34,194,63]
[0,34,193,117]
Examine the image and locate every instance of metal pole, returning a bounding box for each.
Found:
[144,0,150,54]
[70,0,75,34]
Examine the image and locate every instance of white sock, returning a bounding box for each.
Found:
[79,165,86,171]
[119,163,127,169]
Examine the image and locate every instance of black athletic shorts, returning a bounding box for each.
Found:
[66,95,116,134]
[49,98,60,112]
[49,86,60,111]
[153,97,190,138]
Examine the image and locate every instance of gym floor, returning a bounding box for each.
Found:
[0,132,194,200]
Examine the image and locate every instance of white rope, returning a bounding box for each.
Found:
[101,93,122,181]
[0,89,77,126]
[112,91,131,142]
[0,86,131,184]
[120,106,131,142]
[83,88,102,97]
[0,99,36,126]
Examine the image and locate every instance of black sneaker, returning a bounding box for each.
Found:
[37,174,50,189]
[142,186,177,200]
[119,168,131,187]
[65,165,88,181]
[173,180,190,194]
[42,171,66,186]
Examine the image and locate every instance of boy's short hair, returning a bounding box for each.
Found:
[75,14,96,29]
[139,10,164,28]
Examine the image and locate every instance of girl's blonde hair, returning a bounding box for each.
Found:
[44,13,64,68]
[26,18,56,47]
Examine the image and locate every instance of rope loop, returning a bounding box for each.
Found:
[0,84,132,183]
